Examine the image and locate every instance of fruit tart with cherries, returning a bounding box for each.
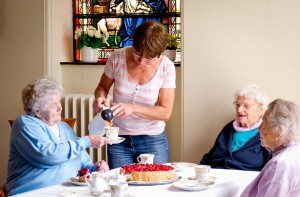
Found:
[78,168,91,182]
[120,163,176,182]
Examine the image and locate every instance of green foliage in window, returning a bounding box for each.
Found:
[166,34,180,50]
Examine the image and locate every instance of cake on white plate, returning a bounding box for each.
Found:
[120,163,176,182]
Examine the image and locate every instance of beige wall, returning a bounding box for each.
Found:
[0,0,45,184]
[2,0,300,186]
[46,0,73,81]
[183,0,300,163]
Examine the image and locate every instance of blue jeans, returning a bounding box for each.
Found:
[107,131,169,169]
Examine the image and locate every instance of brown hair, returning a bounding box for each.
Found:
[132,20,169,58]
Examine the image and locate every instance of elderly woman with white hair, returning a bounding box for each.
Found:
[6,76,111,196]
[241,99,300,196]
[200,83,271,171]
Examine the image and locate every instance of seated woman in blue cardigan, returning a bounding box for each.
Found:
[6,76,111,196]
[200,83,271,171]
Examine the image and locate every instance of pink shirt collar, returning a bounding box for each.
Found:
[233,118,262,131]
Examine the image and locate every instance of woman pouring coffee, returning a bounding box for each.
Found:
[93,20,176,169]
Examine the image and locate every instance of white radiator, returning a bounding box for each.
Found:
[61,94,106,163]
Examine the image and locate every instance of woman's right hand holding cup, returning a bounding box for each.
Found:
[88,135,110,148]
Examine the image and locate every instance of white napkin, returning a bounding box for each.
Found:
[88,113,107,136]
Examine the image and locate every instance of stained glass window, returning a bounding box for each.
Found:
[73,0,181,63]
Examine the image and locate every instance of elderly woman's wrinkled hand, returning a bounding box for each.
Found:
[94,160,109,172]
[88,135,110,148]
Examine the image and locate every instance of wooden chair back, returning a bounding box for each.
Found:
[0,184,6,197]
[61,118,76,129]
[8,120,13,127]
[8,118,76,129]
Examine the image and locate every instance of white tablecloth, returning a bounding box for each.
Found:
[11,168,259,197]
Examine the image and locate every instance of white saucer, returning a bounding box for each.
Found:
[66,177,88,186]
[172,179,214,191]
[111,137,125,144]
[188,176,217,182]
[171,162,198,172]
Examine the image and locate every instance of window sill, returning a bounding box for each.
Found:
[60,62,181,67]
[60,61,106,65]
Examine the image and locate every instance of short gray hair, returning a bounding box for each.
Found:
[234,83,270,110]
[22,76,63,115]
[267,99,300,142]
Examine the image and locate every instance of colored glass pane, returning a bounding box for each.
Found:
[73,0,181,63]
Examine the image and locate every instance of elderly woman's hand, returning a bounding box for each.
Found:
[88,135,110,148]
[94,160,109,172]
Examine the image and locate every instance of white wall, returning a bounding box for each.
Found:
[183,0,300,163]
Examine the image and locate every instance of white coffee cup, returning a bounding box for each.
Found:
[109,182,128,197]
[105,126,119,141]
[194,165,211,181]
[137,154,155,164]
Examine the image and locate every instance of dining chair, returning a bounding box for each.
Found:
[8,118,76,129]
[60,118,76,129]
[0,184,6,197]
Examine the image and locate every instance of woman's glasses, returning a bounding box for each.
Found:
[133,50,156,63]
[233,102,258,110]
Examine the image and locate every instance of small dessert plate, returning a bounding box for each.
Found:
[66,177,88,186]
[111,137,125,144]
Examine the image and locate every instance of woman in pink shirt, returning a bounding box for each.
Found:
[93,20,176,169]
[241,99,300,197]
